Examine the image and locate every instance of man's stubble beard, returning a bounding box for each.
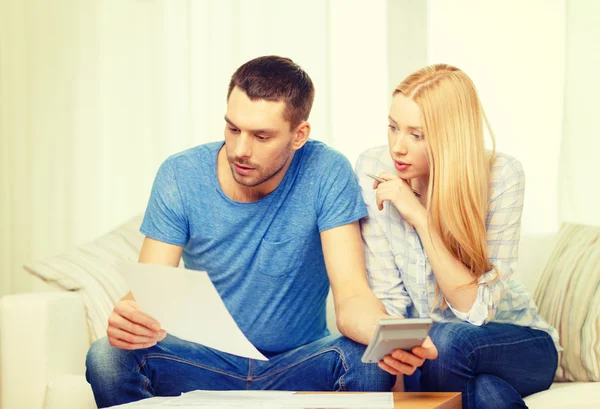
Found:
[228,145,294,188]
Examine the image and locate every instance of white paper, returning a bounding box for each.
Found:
[107,396,178,408]
[283,392,394,408]
[117,261,267,361]
[166,390,294,408]
[110,391,394,409]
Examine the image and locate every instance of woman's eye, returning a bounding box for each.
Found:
[388,124,398,132]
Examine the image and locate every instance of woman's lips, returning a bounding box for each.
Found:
[395,161,411,172]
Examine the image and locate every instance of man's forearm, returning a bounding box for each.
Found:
[335,291,391,345]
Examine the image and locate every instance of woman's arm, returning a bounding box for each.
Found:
[416,158,525,322]
[375,157,525,323]
[413,218,479,312]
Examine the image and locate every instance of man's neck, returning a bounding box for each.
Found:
[216,147,292,203]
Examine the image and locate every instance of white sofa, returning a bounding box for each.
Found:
[1,233,599,409]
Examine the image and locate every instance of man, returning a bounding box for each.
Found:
[85,56,436,408]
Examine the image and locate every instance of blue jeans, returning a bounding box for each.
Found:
[85,334,395,408]
[405,322,558,409]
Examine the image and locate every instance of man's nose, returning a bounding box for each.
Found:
[235,133,252,158]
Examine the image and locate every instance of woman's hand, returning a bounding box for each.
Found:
[378,336,438,376]
[373,172,426,226]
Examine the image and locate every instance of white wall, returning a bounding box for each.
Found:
[387,0,428,101]
[329,0,389,167]
[427,0,566,234]
[0,0,390,296]
[559,0,600,227]
[2,1,597,297]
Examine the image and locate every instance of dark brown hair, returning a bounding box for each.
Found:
[227,56,315,129]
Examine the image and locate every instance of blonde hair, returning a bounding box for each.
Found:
[394,64,496,296]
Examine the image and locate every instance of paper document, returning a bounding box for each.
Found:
[166,390,294,408]
[117,261,267,361]
[283,392,394,408]
[108,396,177,408]
[108,390,394,408]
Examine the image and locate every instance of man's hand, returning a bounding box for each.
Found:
[378,336,438,375]
[107,299,167,350]
[107,236,182,350]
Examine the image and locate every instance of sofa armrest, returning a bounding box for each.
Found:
[0,292,90,409]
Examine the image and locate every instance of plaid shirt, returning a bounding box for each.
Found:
[356,146,560,350]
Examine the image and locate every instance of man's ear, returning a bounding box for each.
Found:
[291,121,311,151]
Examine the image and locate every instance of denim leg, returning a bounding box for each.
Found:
[471,375,527,409]
[251,334,395,391]
[85,335,248,408]
[419,322,557,409]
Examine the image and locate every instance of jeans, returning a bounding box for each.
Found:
[405,322,558,409]
[85,334,395,408]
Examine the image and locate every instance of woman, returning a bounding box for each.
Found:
[355,64,559,409]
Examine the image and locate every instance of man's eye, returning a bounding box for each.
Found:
[228,127,240,133]
[388,125,398,132]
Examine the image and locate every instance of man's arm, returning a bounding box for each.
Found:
[138,237,184,266]
[321,221,390,345]
[321,221,438,377]
[107,237,183,350]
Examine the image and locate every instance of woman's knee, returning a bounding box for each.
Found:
[428,322,477,362]
[472,374,526,409]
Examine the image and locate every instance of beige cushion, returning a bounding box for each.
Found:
[24,216,143,342]
[44,375,97,409]
[524,382,600,409]
[534,223,600,381]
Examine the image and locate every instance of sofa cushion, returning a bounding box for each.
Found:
[44,374,97,409]
[534,223,600,381]
[24,216,142,343]
[523,382,600,409]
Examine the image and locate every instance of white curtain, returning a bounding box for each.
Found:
[4,1,589,298]
[426,0,567,235]
[559,0,600,226]
[0,0,389,296]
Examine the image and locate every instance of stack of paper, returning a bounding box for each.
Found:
[108,391,394,408]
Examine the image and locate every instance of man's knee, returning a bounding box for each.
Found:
[330,336,395,392]
[85,337,135,387]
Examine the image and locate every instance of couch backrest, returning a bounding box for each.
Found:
[514,233,559,293]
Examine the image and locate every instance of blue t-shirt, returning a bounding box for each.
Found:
[140,140,367,353]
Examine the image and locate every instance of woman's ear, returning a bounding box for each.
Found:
[291,121,311,151]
